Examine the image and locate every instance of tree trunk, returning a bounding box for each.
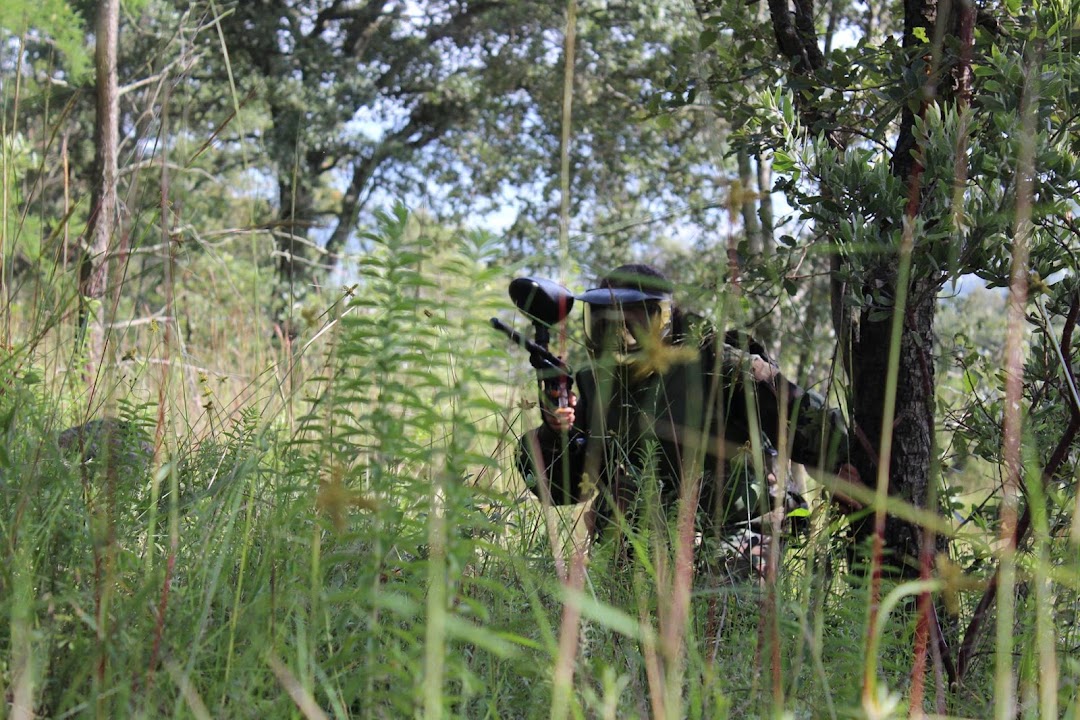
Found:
[271,101,321,327]
[848,268,937,573]
[847,0,966,574]
[276,173,315,291]
[755,150,774,255]
[81,0,120,361]
[83,0,120,305]
[323,148,389,261]
[737,148,760,253]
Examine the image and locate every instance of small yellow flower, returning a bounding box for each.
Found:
[630,320,698,381]
[317,466,378,531]
[301,305,320,326]
[937,552,986,615]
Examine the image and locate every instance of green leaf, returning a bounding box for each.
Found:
[0,0,90,79]
[963,369,981,393]
[445,615,519,658]
[564,589,643,639]
[782,92,796,126]
[773,151,796,173]
[912,26,929,44]
[699,29,718,51]
[0,407,15,434]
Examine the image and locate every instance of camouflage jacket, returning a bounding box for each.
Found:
[517,319,850,543]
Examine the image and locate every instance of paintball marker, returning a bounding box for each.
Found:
[491,277,576,413]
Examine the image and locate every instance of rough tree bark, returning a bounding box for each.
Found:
[78,3,122,700]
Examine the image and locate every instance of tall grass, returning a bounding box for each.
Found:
[3,202,1077,718]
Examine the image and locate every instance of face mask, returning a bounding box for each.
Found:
[583,299,672,361]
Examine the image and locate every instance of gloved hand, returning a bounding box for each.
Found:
[541,390,577,433]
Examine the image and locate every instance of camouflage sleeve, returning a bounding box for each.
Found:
[785,386,850,472]
[718,343,850,473]
[516,425,589,506]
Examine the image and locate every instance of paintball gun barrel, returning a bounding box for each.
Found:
[489,318,569,376]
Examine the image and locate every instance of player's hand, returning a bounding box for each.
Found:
[542,391,577,433]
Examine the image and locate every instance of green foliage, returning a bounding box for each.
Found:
[655,2,1080,712]
[0,0,90,80]
[1,132,46,266]
[0,0,745,311]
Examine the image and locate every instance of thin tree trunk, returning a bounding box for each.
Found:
[81,7,122,705]
[755,150,774,255]
[82,0,120,365]
[824,0,841,54]
[738,148,760,253]
[323,148,388,261]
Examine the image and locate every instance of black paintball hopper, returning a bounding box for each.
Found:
[508,277,575,327]
[494,277,575,397]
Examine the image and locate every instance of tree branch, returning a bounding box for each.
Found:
[766,0,821,75]
[956,289,1080,681]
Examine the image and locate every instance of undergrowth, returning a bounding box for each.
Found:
[0,208,1077,719]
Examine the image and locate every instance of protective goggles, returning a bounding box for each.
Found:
[579,287,672,355]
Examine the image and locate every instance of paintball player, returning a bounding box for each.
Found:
[517,264,859,578]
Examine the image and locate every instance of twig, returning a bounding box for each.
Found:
[119,160,217,182]
[145,551,175,689]
[929,603,953,711]
[269,250,338,271]
[119,61,184,96]
[104,313,172,329]
[119,356,252,380]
